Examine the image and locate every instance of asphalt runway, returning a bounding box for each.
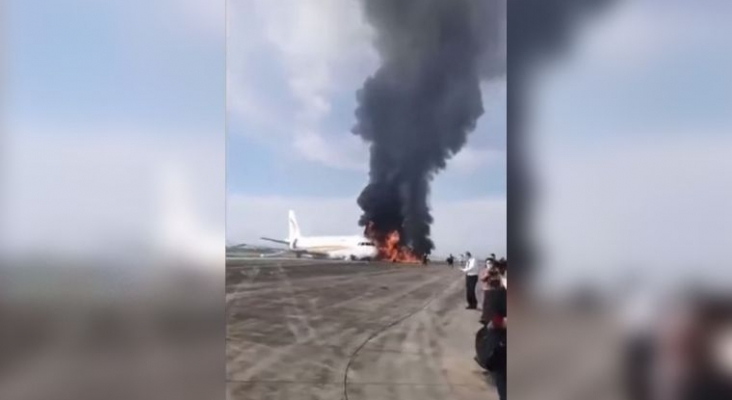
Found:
[507,304,623,400]
[226,259,495,400]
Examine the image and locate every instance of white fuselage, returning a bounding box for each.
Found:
[260,210,379,261]
[291,235,378,261]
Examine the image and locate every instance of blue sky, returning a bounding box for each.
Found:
[6,0,224,135]
[225,0,507,255]
[226,49,507,199]
[226,79,507,200]
[3,0,506,258]
[528,0,732,290]
[5,0,730,276]
[3,0,226,257]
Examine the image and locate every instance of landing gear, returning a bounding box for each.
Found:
[349,255,357,261]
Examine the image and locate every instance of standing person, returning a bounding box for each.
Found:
[487,253,497,265]
[460,251,479,309]
[479,258,495,307]
[447,254,454,268]
[478,268,507,400]
[480,261,493,293]
[619,276,656,400]
[493,256,507,288]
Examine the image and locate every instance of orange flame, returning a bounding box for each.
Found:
[365,222,423,264]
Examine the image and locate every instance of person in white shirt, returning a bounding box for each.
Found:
[460,251,479,309]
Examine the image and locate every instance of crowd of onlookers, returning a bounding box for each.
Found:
[446,252,507,400]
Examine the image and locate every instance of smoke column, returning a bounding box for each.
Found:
[352,0,506,255]
[508,0,613,284]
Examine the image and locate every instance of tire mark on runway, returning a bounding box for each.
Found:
[226,265,465,394]
[342,277,462,400]
[225,268,408,302]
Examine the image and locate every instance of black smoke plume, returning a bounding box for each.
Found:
[508,0,614,284]
[352,0,506,256]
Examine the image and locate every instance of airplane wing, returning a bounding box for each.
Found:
[259,238,333,259]
[260,237,290,245]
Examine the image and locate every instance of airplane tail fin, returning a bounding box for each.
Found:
[288,210,301,243]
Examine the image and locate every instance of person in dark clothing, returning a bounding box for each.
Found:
[481,267,508,323]
[478,268,507,400]
[624,334,654,400]
[497,257,508,276]
[447,254,454,268]
[481,269,507,323]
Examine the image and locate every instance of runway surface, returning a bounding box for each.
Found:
[226,259,495,400]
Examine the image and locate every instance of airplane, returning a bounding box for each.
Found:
[260,210,379,261]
